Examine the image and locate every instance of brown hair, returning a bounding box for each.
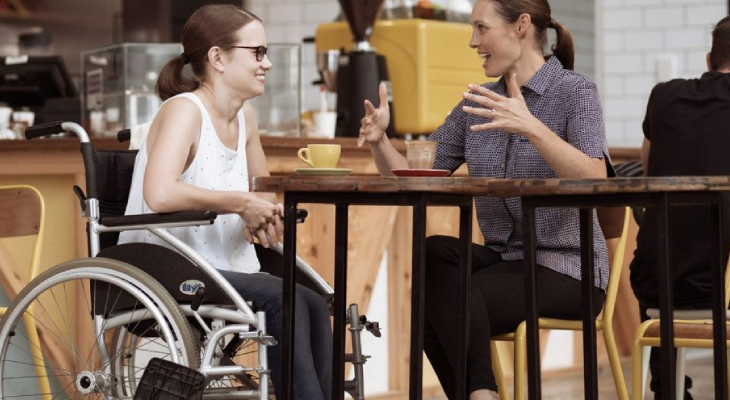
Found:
[710,15,730,71]
[156,4,262,100]
[490,0,574,70]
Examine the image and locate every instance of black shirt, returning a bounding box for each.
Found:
[630,72,730,308]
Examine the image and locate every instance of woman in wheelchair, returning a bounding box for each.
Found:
[117,4,332,399]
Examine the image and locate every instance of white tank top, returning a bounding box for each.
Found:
[118,92,261,273]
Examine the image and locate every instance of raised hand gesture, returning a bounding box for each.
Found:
[462,73,543,138]
[358,82,391,147]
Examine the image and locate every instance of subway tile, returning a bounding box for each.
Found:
[246,3,268,21]
[599,76,624,96]
[623,118,646,147]
[603,32,623,52]
[685,49,711,74]
[604,121,626,145]
[303,3,340,24]
[687,4,727,27]
[604,9,643,29]
[624,30,664,51]
[604,97,647,119]
[624,74,656,96]
[644,7,685,28]
[265,25,287,42]
[604,53,643,74]
[268,4,303,23]
[603,0,624,9]
[664,28,710,49]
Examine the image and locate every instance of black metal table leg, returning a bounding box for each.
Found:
[709,201,728,399]
[521,200,541,400]
[455,202,473,400]
[657,193,676,400]
[332,204,349,400]
[410,195,427,400]
[579,208,597,400]
[281,197,298,400]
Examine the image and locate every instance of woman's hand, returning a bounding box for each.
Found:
[358,82,391,147]
[240,196,282,247]
[461,73,544,138]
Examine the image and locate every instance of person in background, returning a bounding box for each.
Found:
[358,0,613,398]
[118,4,332,400]
[629,15,730,400]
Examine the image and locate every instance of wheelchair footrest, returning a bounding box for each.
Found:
[238,331,278,347]
[134,357,205,400]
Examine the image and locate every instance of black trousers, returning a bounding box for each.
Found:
[423,235,606,398]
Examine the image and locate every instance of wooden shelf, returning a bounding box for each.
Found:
[0,8,108,29]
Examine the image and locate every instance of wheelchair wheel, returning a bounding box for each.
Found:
[0,258,199,399]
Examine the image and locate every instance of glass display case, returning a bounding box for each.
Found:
[82,43,182,137]
[82,42,300,137]
[248,43,301,137]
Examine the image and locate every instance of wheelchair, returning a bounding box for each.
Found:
[0,121,380,399]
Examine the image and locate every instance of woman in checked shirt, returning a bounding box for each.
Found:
[358,0,612,399]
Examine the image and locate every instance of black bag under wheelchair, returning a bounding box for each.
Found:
[0,121,378,400]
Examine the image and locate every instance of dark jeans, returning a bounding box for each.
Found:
[639,303,703,400]
[220,270,333,400]
[423,235,605,399]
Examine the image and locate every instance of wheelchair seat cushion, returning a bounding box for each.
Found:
[97,242,234,305]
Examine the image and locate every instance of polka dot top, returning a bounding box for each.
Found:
[118,92,261,273]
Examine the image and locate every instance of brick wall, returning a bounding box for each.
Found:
[599,0,727,147]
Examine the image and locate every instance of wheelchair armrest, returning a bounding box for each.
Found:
[101,211,217,227]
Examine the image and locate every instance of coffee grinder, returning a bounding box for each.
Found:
[335,0,395,138]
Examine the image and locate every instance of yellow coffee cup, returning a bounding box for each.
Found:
[297,144,341,168]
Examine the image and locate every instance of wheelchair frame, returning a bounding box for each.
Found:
[0,121,375,400]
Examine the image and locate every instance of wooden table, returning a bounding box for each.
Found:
[485,176,730,400]
[256,175,730,400]
[253,176,477,400]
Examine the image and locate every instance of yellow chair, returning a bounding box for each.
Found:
[491,207,631,400]
[0,185,50,399]
[631,249,730,400]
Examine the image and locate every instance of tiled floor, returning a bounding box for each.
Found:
[426,353,718,400]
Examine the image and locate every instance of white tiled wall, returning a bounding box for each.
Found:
[598,0,726,147]
[552,0,597,80]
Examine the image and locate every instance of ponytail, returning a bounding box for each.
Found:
[155,55,200,101]
[491,0,575,70]
[548,18,575,70]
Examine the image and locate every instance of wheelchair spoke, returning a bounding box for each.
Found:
[0,260,199,399]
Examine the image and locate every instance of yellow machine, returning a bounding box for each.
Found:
[316,19,490,135]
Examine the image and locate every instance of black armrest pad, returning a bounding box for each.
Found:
[101,211,217,227]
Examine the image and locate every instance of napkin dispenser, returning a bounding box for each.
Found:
[315,19,487,135]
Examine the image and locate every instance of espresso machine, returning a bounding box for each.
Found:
[331,0,395,138]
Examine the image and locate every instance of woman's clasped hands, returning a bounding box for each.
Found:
[461,73,545,139]
[241,196,284,248]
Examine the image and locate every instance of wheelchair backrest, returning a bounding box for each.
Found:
[92,148,139,251]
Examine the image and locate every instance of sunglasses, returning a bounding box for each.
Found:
[228,45,268,62]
